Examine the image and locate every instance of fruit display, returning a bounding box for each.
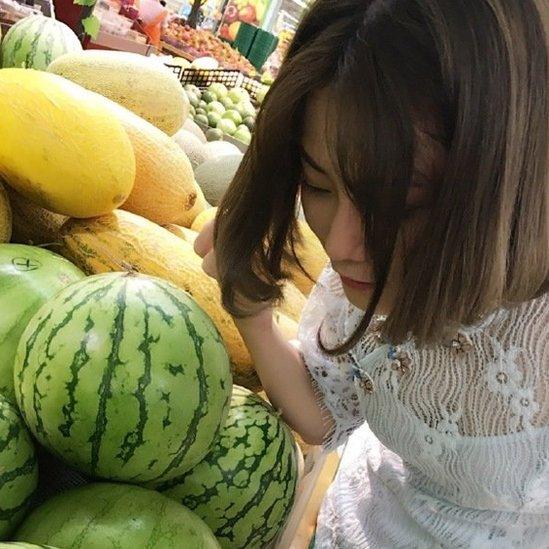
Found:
[219,0,269,42]
[155,386,299,549]
[14,272,232,482]
[163,20,256,75]
[48,51,189,136]
[14,483,221,548]
[0,46,322,547]
[0,15,82,71]
[0,245,85,400]
[0,396,38,539]
[0,70,135,218]
[184,82,256,145]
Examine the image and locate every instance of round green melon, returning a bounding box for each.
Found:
[1,15,82,71]
[155,386,299,549]
[0,395,38,539]
[14,272,232,483]
[14,483,220,548]
[0,244,85,401]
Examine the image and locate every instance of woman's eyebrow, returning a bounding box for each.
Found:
[300,146,328,175]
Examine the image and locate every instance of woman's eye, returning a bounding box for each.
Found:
[301,180,331,195]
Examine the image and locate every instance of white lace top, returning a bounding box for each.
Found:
[299,266,549,548]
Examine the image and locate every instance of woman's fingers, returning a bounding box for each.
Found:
[201,250,218,280]
[194,219,215,258]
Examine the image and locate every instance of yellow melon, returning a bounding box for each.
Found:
[48,50,189,136]
[190,207,217,233]
[0,69,135,218]
[7,187,67,245]
[99,98,207,227]
[59,210,264,388]
[0,180,12,242]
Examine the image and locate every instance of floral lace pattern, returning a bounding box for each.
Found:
[299,266,549,548]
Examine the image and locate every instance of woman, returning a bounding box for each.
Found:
[196,0,548,546]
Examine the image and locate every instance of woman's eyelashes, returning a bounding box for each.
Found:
[300,178,332,195]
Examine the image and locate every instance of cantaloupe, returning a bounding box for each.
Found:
[59,210,266,388]
[7,188,67,246]
[48,50,189,136]
[172,130,212,170]
[0,70,136,218]
[195,155,242,206]
[97,97,208,227]
[0,181,12,243]
[191,207,327,294]
[165,224,199,245]
[183,118,207,144]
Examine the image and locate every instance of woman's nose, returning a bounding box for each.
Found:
[323,196,367,263]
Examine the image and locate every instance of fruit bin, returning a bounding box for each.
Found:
[166,64,264,102]
[274,448,341,549]
[168,66,243,89]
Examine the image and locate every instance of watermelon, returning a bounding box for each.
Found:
[1,15,82,71]
[14,272,232,483]
[0,395,38,539]
[155,386,299,549]
[0,244,85,401]
[14,483,221,548]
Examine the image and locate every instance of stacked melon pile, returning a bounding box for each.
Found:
[0,14,328,548]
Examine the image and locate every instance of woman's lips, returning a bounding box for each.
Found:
[339,274,375,292]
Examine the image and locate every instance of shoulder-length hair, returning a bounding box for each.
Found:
[215,0,548,351]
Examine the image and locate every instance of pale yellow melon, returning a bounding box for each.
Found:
[48,50,189,135]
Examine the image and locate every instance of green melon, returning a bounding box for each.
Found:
[0,395,38,539]
[13,272,232,483]
[155,386,299,549]
[0,244,85,401]
[14,483,220,548]
[1,15,82,71]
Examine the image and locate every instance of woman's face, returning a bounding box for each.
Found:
[300,90,445,312]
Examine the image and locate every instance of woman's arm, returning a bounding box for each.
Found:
[195,221,330,445]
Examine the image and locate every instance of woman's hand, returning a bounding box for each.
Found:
[195,218,272,320]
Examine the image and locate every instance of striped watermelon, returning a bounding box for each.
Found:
[14,483,220,548]
[14,272,232,483]
[0,395,38,539]
[1,15,82,71]
[0,244,84,401]
[155,386,299,549]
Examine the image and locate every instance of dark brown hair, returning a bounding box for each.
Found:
[216,0,548,351]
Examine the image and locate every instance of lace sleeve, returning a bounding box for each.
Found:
[297,266,365,450]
